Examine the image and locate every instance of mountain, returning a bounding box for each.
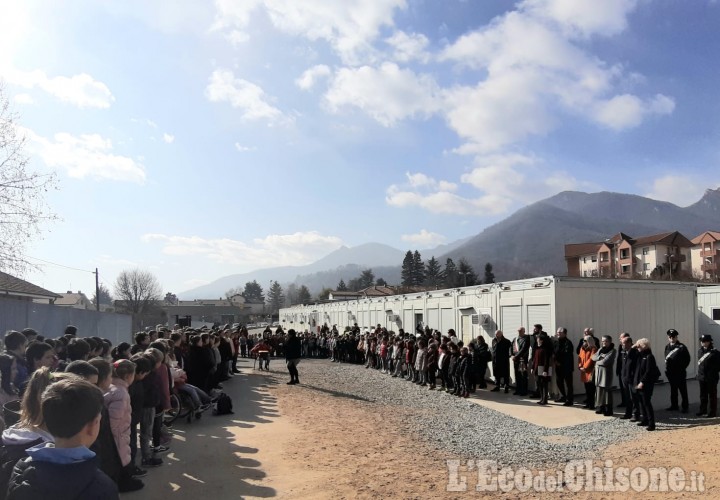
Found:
[439,189,720,280]
[181,188,720,299]
[180,242,404,299]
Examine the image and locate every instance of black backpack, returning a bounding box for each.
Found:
[213,393,233,415]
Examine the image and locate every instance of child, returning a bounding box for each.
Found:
[140,349,164,467]
[106,359,144,491]
[128,355,152,476]
[6,378,119,499]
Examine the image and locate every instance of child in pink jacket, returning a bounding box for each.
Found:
[105,360,136,470]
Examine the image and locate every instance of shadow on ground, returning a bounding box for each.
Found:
[129,359,278,499]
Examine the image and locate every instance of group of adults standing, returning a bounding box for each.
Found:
[489,325,720,432]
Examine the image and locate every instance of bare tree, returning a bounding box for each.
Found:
[114,269,162,316]
[0,85,58,275]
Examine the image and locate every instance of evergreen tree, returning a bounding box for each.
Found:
[317,287,333,300]
[358,269,375,289]
[347,278,362,291]
[458,258,478,286]
[266,281,285,314]
[242,280,265,302]
[375,277,387,286]
[484,262,496,284]
[285,283,298,306]
[297,285,312,304]
[424,256,442,288]
[412,250,425,286]
[401,250,414,286]
[444,258,458,288]
[337,279,347,291]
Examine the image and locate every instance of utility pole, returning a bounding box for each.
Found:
[95,268,100,311]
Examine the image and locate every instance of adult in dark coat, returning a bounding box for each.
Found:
[618,335,640,420]
[663,329,691,413]
[186,336,214,392]
[285,329,302,385]
[474,336,491,389]
[530,334,552,405]
[491,330,512,393]
[554,327,575,406]
[633,338,660,431]
[511,327,530,396]
[696,334,720,418]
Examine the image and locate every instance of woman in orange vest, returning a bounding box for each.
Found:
[578,336,598,409]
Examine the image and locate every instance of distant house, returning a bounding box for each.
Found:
[691,231,720,282]
[55,291,93,310]
[0,271,60,304]
[565,231,694,279]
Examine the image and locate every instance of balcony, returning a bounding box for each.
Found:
[702,262,718,272]
[701,248,720,258]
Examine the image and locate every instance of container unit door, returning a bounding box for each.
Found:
[427,309,439,331]
[461,314,473,343]
[527,304,552,333]
[441,308,455,333]
[501,306,521,334]
[403,310,414,332]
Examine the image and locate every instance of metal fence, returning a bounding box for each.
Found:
[0,297,133,346]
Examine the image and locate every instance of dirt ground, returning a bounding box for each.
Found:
[135,361,719,499]
[256,373,719,499]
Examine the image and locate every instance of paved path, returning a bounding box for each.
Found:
[128,358,283,499]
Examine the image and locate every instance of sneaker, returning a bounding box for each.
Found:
[119,476,145,493]
[153,445,170,454]
[141,457,163,467]
[130,465,147,478]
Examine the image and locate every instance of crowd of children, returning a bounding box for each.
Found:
[0,324,244,498]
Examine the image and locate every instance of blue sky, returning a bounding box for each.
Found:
[2,0,719,297]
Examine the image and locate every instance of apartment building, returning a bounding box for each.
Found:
[565,231,694,279]
[691,231,720,281]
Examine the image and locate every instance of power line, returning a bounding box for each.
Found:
[26,255,96,274]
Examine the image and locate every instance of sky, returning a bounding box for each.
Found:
[1,0,720,298]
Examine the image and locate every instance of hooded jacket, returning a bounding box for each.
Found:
[6,443,118,500]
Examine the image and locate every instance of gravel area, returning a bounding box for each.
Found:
[262,358,645,469]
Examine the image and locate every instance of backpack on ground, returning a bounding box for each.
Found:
[213,393,233,415]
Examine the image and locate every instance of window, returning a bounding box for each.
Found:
[643,263,650,271]
[713,309,720,321]
[583,270,587,277]
[621,264,631,274]
[620,249,629,259]
[642,247,649,255]
[582,257,586,263]
[592,255,598,263]
[598,253,607,262]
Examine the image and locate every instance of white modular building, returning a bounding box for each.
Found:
[281,276,700,383]
[697,285,720,339]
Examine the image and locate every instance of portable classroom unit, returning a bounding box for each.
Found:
[280,276,699,381]
[698,284,720,339]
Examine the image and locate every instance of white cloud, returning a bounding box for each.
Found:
[644,175,719,207]
[13,93,34,105]
[23,128,146,183]
[438,2,672,154]
[226,29,250,46]
[295,64,331,90]
[522,0,639,38]
[324,62,440,126]
[142,231,344,268]
[213,0,407,64]
[234,143,256,152]
[385,31,430,63]
[387,156,598,217]
[162,133,175,143]
[593,93,675,130]
[205,69,288,123]
[4,69,114,108]
[401,229,446,247]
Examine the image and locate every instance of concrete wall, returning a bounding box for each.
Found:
[0,297,133,346]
